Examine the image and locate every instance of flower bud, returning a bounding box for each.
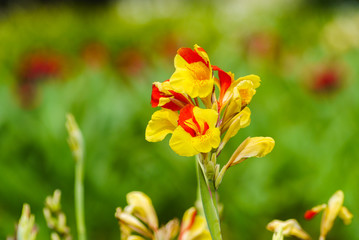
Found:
[66,114,84,162]
[267,219,311,240]
[17,204,38,240]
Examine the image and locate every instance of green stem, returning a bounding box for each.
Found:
[75,155,87,240]
[197,161,222,240]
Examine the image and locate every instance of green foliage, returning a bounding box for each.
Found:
[0,2,358,239]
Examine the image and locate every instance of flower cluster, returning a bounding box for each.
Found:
[267,190,353,240]
[145,44,274,187]
[305,190,353,240]
[115,191,210,240]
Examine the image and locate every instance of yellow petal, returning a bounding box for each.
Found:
[193,107,218,128]
[229,137,275,166]
[236,74,261,88]
[156,219,179,240]
[320,190,344,239]
[128,236,146,240]
[267,219,311,240]
[181,207,197,231]
[222,80,255,124]
[192,128,220,153]
[180,207,211,240]
[224,107,251,138]
[170,64,195,95]
[170,53,213,98]
[126,192,158,230]
[170,127,199,156]
[339,206,353,225]
[194,44,210,64]
[217,107,251,153]
[115,207,153,238]
[145,109,179,142]
[234,80,256,106]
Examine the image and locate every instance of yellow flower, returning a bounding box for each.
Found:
[170,45,213,98]
[218,107,251,153]
[266,219,311,240]
[228,137,275,167]
[115,191,179,240]
[215,136,275,188]
[222,74,260,123]
[169,105,220,156]
[179,207,211,240]
[125,191,159,230]
[116,192,212,240]
[146,104,220,157]
[304,190,353,240]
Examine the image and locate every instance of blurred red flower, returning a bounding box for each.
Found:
[17,50,64,108]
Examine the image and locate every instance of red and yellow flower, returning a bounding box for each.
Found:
[304,190,353,240]
[169,105,220,156]
[146,105,220,156]
[170,45,213,98]
[146,44,275,189]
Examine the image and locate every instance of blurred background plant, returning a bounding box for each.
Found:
[1,0,359,239]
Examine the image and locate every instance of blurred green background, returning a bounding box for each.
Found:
[1,0,359,239]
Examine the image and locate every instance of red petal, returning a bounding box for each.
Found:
[169,90,191,105]
[202,122,209,135]
[196,47,206,52]
[178,48,206,65]
[178,105,196,137]
[218,69,232,95]
[162,102,182,111]
[212,65,221,71]
[304,210,318,220]
[150,84,162,107]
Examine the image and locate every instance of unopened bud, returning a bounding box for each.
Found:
[17,204,38,240]
[66,114,84,162]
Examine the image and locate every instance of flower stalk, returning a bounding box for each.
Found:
[145,44,275,240]
[66,114,87,240]
[197,156,222,240]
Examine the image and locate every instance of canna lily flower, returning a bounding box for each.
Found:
[212,65,234,111]
[151,80,192,111]
[169,105,221,156]
[156,219,180,240]
[213,66,260,115]
[215,136,275,188]
[115,191,162,240]
[146,105,220,157]
[170,45,213,98]
[124,191,159,230]
[115,192,209,240]
[221,74,260,124]
[266,219,311,240]
[304,190,353,240]
[179,207,211,240]
[227,137,275,167]
[217,107,251,153]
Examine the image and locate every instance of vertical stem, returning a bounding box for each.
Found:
[75,155,87,240]
[197,161,222,240]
